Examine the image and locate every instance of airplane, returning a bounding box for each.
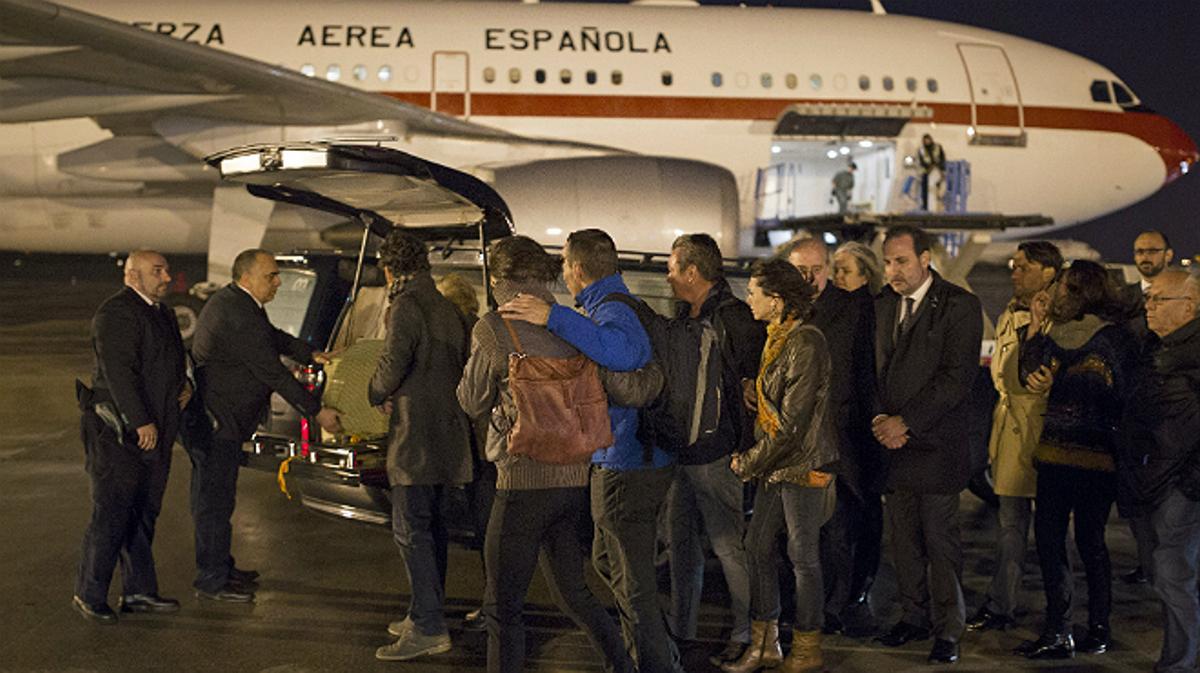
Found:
[1,0,1196,285]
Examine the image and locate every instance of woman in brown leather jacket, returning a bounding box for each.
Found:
[723,258,840,673]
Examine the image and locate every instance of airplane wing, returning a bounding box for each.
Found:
[0,0,616,150]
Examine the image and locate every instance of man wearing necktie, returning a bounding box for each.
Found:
[73,250,190,623]
[185,249,341,602]
[871,226,982,665]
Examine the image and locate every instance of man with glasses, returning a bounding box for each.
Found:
[967,241,1062,633]
[1122,230,1175,585]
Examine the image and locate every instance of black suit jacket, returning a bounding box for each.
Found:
[810,284,878,495]
[874,271,982,494]
[191,283,320,442]
[90,286,187,450]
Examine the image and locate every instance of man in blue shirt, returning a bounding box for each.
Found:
[501,229,682,673]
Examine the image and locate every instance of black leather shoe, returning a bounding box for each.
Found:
[1016,631,1074,659]
[708,640,747,667]
[928,639,959,664]
[72,596,117,624]
[461,607,486,631]
[876,622,931,647]
[1078,624,1110,654]
[119,593,181,613]
[195,583,255,603]
[966,607,1015,632]
[229,567,260,584]
[1121,567,1149,585]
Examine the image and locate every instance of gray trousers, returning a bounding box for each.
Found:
[982,495,1033,618]
[666,457,752,643]
[888,491,966,641]
[1150,488,1200,673]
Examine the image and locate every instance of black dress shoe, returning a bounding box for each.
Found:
[119,593,181,613]
[1016,631,1074,659]
[195,583,255,603]
[708,640,747,667]
[229,567,260,584]
[1121,567,1149,585]
[966,607,1015,632]
[928,638,959,664]
[1078,624,1110,654]
[461,607,486,631]
[875,622,931,647]
[73,596,117,624]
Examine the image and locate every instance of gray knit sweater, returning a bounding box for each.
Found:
[456,280,591,490]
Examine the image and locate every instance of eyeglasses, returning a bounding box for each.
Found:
[1145,295,1193,306]
[793,264,825,276]
[1135,248,1167,255]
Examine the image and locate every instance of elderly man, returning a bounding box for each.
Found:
[968,241,1062,632]
[783,237,879,636]
[73,251,189,623]
[1119,269,1200,673]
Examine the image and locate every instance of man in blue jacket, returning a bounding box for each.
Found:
[501,228,682,673]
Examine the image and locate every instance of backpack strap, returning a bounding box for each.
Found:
[501,318,525,354]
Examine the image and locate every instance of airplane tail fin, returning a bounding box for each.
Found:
[870,0,887,14]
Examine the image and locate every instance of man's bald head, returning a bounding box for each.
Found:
[1145,269,1200,337]
[124,250,171,302]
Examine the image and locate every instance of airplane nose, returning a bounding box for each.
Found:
[1151,113,1198,184]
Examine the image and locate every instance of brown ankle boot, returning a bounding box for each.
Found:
[780,630,823,673]
[722,620,783,673]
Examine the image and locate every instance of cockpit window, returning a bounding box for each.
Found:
[1112,81,1136,107]
[1090,80,1112,103]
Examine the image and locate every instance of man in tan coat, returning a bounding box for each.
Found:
[967,241,1062,632]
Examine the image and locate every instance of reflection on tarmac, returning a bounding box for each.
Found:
[0,254,1166,672]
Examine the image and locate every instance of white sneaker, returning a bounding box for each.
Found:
[387,616,412,638]
[375,630,451,661]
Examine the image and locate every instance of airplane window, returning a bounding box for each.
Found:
[535,68,546,84]
[377,65,391,82]
[325,65,341,82]
[810,74,822,90]
[1113,81,1135,106]
[926,78,939,93]
[300,64,316,78]
[586,70,597,85]
[352,65,367,82]
[761,73,773,88]
[883,76,894,91]
[1090,80,1111,103]
[785,73,798,89]
[483,67,496,84]
[661,71,673,86]
[905,76,917,92]
[560,69,572,84]
[712,72,723,87]
[858,75,870,91]
[612,70,623,85]
[509,67,521,84]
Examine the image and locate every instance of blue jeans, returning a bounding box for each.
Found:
[746,481,834,631]
[1150,487,1200,673]
[391,484,449,636]
[666,457,752,643]
[591,464,682,673]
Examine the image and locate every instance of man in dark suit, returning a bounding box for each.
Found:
[73,250,189,623]
[186,248,341,602]
[871,226,982,664]
[785,237,879,637]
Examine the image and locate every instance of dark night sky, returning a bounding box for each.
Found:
[573,0,1200,262]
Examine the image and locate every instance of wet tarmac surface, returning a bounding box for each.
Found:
[0,253,1171,672]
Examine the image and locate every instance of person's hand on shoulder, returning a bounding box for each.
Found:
[498,294,551,326]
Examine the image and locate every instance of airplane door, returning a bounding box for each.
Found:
[432,51,469,118]
[957,43,1025,145]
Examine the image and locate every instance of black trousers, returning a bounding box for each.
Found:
[75,410,172,605]
[183,434,242,593]
[887,490,966,641]
[1034,463,1116,631]
[484,487,634,673]
[821,481,883,617]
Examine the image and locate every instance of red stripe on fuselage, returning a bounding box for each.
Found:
[380,91,1197,181]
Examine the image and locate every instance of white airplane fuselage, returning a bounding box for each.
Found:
[0,0,1195,255]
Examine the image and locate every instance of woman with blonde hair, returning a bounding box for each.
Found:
[832,241,883,295]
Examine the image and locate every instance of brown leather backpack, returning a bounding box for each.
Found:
[502,319,613,464]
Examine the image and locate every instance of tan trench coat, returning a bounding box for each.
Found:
[988,304,1048,498]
